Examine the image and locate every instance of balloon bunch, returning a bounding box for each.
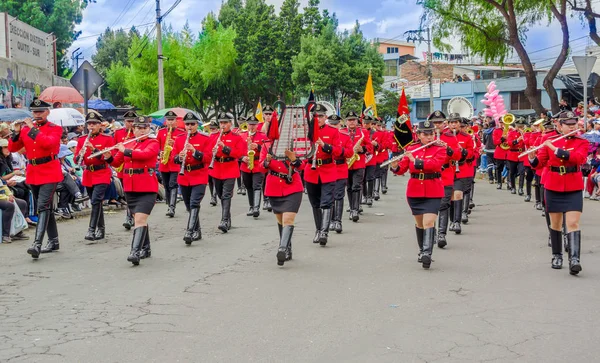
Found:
[481,81,507,124]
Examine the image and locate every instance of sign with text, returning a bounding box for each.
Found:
[4,13,55,72]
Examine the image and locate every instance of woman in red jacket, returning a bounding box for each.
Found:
[260,142,304,267]
[390,120,447,269]
[109,116,160,266]
[529,111,589,275]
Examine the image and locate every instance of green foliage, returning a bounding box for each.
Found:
[377,90,411,122]
[0,0,94,76]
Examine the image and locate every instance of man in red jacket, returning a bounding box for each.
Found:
[346,111,372,222]
[114,110,137,229]
[9,99,63,258]
[157,110,185,217]
[327,114,353,233]
[239,115,269,218]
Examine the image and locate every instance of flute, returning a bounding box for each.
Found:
[518,129,579,158]
[87,132,154,159]
[380,140,437,167]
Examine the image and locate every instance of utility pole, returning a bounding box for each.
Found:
[156,0,165,110]
[405,27,434,114]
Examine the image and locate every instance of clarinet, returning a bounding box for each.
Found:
[77,133,92,167]
[209,129,224,170]
[179,130,192,175]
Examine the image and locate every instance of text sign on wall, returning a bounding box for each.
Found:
[5,14,54,72]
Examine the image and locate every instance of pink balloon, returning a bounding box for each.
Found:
[485,109,494,116]
[488,81,496,91]
[489,90,500,98]
[481,99,492,106]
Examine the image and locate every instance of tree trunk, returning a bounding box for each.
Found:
[544,2,569,114]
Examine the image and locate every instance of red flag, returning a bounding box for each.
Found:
[310,114,320,143]
[394,88,414,149]
[267,110,280,140]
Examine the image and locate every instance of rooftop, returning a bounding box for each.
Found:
[372,38,415,47]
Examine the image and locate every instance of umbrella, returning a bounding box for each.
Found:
[0,108,32,121]
[583,131,600,144]
[88,99,116,110]
[47,108,85,127]
[39,86,84,104]
[148,107,200,128]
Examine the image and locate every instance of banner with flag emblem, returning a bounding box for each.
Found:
[363,70,377,118]
[394,87,414,150]
[255,100,264,123]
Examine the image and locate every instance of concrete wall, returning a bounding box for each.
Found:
[0,57,71,108]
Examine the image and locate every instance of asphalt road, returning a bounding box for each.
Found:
[1,175,599,363]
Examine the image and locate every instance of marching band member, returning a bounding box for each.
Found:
[261,106,275,212]
[114,110,138,229]
[173,113,212,244]
[239,115,269,218]
[345,111,372,222]
[157,110,185,217]
[260,142,304,266]
[373,117,388,200]
[74,111,115,241]
[390,119,446,269]
[207,120,220,207]
[234,116,247,197]
[361,116,381,207]
[9,99,63,258]
[529,119,544,208]
[515,119,534,200]
[430,111,461,248]
[209,112,245,233]
[459,118,478,223]
[381,124,395,194]
[506,118,524,194]
[493,117,510,190]
[304,104,342,246]
[109,117,159,266]
[447,114,474,234]
[328,114,353,233]
[539,118,560,244]
[528,111,588,274]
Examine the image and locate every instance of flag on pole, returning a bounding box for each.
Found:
[255,100,264,123]
[394,87,414,150]
[363,70,377,118]
[308,87,316,103]
[266,109,280,140]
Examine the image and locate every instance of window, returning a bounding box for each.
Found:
[386,47,399,54]
[384,59,397,77]
[416,101,430,119]
[510,91,541,110]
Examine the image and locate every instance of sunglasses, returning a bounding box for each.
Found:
[134,125,149,129]
[184,123,197,126]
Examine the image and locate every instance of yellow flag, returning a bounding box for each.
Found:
[255,100,264,123]
[363,70,377,118]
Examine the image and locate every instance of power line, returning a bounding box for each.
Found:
[76,22,154,41]
[109,0,139,30]
[125,0,153,28]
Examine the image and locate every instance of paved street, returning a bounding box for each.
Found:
[1,175,600,363]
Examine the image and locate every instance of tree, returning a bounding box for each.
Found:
[276,0,304,99]
[420,0,569,114]
[569,0,600,45]
[302,0,323,35]
[377,90,412,122]
[0,0,94,76]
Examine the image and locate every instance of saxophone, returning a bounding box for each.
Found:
[161,127,173,164]
[247,132,255,171]
[347,134,364,168]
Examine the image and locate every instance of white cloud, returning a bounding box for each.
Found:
[339,17,376,32]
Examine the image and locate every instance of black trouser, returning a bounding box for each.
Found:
[495,158,507,184]
[440,185,453,212]
[241,171,264,200]
[507,160,519,189]
[485,152,495,181]
[306,179,336,209]
[347,169,365,192]
[181,184,206,210]
[334,178,347,200]
[214,178,235,201]
[160,171,179,199]
[519,165,534,193]
[31,183,58,239]
[208,176,215,197]
[56,174,80,208]
[534,175,541,203]
[364,165,376,182]
[86,184,109,206]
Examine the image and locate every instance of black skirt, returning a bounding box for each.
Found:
[125,192,157,215]
[407,197,441,216]
[453,177,471,192]
[545,190,583,213]
[269,192,303,214]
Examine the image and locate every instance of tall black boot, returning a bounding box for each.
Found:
[381,170,388,194]
[416,226,424,263]
[184,208,199,245]
[452,200,463,234]
[525,178,532,202]
[166,189,177,217]
[334,199,344,233]
[218,199,231,233]
[139,226,151,259]
[437,209,449,248]
[448,202,455,231]
[263,196,272,211]
[164,187,171,215]
[95,206,105,240]
[312,207,322,243]
[350,191,360,222]
[192,209,202,241]
[29,211,50,258]
[534,185,541,208]
[366,180,374,206]
[277,225,294,266]
[329,200,337,231]
[567,231,582,275]
[518,173,525,195]
[469,183,475,210]
[421,227,435,269]
[562,218,569,254]
[246,189,254,216]
[127,226,146,265]
[85,203,102,241]
[461,193,470,224]
[318,208,332,246]
[123,209,133,230]
[550,228,563,269]
[374,178,381,200]
[252,190,261,218]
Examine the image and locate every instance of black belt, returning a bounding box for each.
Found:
[307,158,333,166]
[215,157,235,163]
[510,149,523,152]
[184,163,204,172]
[410,172,441,180]
[334,159,345,165]
[124,167,155,175]
[550,166,579,175]
[442,163,450,169]
[466,157,475,163]
[84,164,107,172]
[29,155,56,166]
[269,171,294,183]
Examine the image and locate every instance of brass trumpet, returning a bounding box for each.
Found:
[499,113,515,150]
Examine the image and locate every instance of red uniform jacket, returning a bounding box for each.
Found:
[347,128,373,170]
[8,121,63,185]
[506,129,523,162]
[259,142,304,197]
[392,142,446,198]
[157,127,185,173]
[239,131,269,174]
[113,127,135,179]
[375,130,390,164]
[111,138,160,193]
[303,124,342,184]
[439,131,461,187]
[74,133,115,187]
[519,131,533,166]
[455,131,475,179]
[539,130,560,183]
[364,127,382,167]
[493,127,509,160]
[173,131,212,186]
[208,131,245,180]
[335,129,355,180]
[531,134,589,192]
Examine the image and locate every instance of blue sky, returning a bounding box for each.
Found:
[68,0,593,70]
